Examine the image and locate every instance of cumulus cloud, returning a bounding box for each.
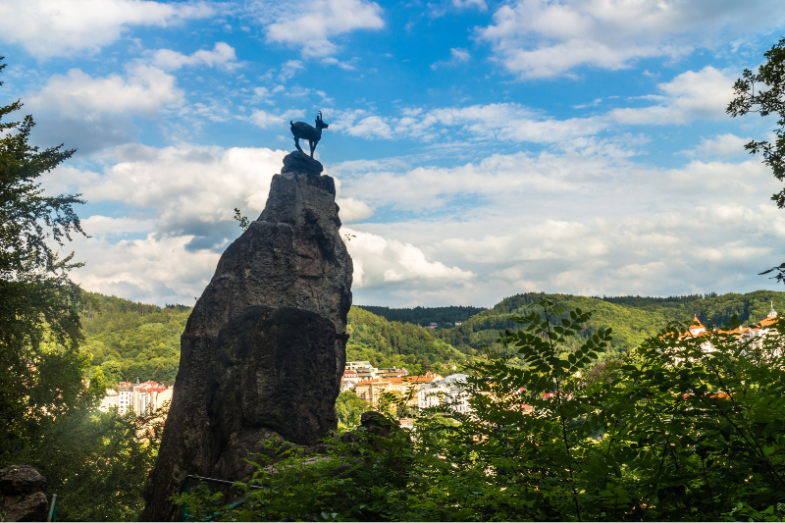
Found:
[67,232,221,306]
[0,0,213,59]
[62,144,288,249]
[337,197,374,223]
[258,0,384,57]
[39,139,785,307]
[682,134,751,158]
[341,227,474,288]
[609,67,735,125]
[28,63,183,118]
[148,42,240,71]
[42,144,301,304]
[334,147,784,306]
[478,0,785,79]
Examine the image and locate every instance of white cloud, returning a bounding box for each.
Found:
[337,197,373,223]
[68,232,221,306]
[609,67,735,125]
[259,0,384,57]
[247,108,305,129]
[453,0,487,10]
[335,146,785,306]
[28,64,183,118]
[341,227,474,288]
[148,42,240,71]
[0,0,213,59]
[326,103,607,144]
[41,140,785,307]
[43,144,293,304]
[479,0,785,79]
[321,57,356,71]
[431,48,471,70]
[279,60,305,80]
[682,134,751,158]
[322,67,735,148]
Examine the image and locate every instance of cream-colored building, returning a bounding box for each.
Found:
[101,381,172,415]
[354,372,442,408]
[418,374,472,414]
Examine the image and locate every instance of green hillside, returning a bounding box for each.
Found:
[354,305,486,327]
[346,307,468,372]
[80,294,470,384]
[436,290,785,360]
[81,293,190,386]
[81,289,785,383]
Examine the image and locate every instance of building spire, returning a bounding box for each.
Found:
[769,301,778,318]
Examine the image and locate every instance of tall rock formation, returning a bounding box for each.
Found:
[142,152,352,521]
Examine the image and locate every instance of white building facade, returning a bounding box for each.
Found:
[418,374,472,414]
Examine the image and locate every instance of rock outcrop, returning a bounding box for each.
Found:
[141,153,352,521]
[0,465,49,522]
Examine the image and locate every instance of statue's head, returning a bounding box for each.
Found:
[316,111,329,130]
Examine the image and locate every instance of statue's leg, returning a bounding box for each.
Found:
[294,137,303,154]
[310,140,316,157]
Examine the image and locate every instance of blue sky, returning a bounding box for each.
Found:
[2,0,785,307]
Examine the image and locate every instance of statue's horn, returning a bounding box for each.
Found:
[317,111,322,120]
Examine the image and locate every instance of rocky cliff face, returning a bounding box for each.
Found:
[0,465,49,522]
[141,152,352,521]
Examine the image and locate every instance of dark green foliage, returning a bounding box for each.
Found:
[728,37,785,284]
[356,305,486,327]
[180,299,785,521]
[14,405,167,521]
[728,37,785,208]
[347,307,469,372]
[335,390,370,429]
[81,293,190,385]
[437,291,785,362]
[0,57,166,522]
[0,53,96,463]
[233,207,250,230]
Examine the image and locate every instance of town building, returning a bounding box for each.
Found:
[341,369,359,391]
[418,374,472,414]
[669,305,782,358]
[345,361,372,371]
[100,389,119,411]
[427,323,438,330]
[454,321,462,326]
[101,380,172,415]
[354,366,380,381]
[378,368,408,379]
[354,372,443,407]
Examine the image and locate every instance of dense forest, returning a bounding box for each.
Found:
[80,293,190,386]
[355,305,486,327]
[81,294,473,384]
[346,307,468,372]
[435,290,785,361]
[82,289,785,384]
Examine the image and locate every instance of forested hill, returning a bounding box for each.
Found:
[435,290,785,360]
[81,290,785,383]
[354,305,486,327]
[81,293,190,385]
[80,293,470,385]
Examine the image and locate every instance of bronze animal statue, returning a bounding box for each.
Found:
[290,111,329,157]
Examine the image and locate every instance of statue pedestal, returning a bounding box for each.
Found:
[282,151,324,175]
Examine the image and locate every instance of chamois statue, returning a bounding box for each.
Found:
[290,111,328,157]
